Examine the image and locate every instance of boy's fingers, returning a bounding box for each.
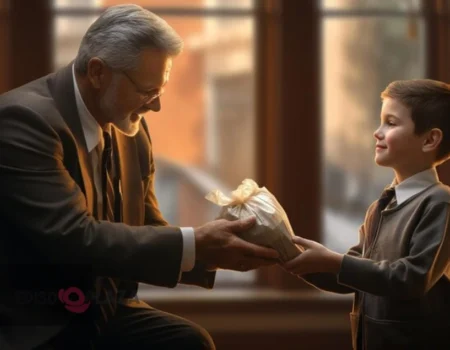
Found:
[283,254,303,270]
[292,236,314,248]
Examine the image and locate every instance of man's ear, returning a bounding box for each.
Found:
[423,128,443,153]
[86,57,108,89]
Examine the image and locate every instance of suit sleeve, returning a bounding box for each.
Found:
[337,202,450,298]
[0,105,183,288]
[139,119,216,289]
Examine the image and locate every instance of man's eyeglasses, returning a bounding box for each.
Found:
[120,70,163,103]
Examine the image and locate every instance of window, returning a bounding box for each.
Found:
[53,0,257,287]
[320,0,426,252]
[3,2,450,348]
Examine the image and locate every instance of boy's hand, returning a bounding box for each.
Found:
[282,236,344,275]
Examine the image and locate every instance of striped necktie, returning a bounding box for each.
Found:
[93,131,119,335]
[101,131,115,221]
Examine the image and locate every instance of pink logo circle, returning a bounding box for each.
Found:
[58,287,90,313]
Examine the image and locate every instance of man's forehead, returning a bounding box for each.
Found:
[138,49,172,67]
[137,51,172,87]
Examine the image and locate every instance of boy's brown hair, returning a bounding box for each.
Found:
[381,79,450,163]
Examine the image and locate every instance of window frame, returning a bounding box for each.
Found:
[3,0,449,288]
[1,3,449,347]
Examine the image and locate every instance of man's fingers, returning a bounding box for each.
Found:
[237,239,279,259]
[248,243,279,260]
[229,216,256,232]
[227,218,279,259]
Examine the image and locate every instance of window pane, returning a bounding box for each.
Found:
[54,0,254,9]
[150,16,256,287]
[321,17,426,252]
[321,0,421,11]
[53,0,102,8]
[53,14,256,286]
[54,16,99,68]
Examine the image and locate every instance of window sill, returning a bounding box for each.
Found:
[137,287,353,333]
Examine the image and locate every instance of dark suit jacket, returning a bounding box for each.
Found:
[0,64,214,349]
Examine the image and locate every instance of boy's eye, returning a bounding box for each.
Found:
[386,121,395,126]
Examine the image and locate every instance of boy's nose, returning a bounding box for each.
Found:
[373,128,383,140]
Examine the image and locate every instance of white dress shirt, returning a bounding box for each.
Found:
[391,168,440,205]
[71,65,195,272]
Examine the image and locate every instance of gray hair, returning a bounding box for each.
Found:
[74,4,183,74]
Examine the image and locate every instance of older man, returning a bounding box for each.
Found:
[0,4,278,349]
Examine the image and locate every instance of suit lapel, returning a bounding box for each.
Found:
[50,64,96,215]
[49,63,144,224]
[113,129,144,225]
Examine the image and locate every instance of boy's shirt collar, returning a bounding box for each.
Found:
[390,168,440,205]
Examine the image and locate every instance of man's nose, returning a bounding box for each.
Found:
[145,97,161,112]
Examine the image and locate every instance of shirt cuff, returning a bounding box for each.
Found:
[180,227,196,272]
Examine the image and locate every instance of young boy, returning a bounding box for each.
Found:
[283,79,450,350]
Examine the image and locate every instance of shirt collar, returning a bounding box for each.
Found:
[72,64,103,153]
[390,168,440,205]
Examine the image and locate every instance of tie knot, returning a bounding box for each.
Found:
[382,186,395,197]
[378,186,396,209]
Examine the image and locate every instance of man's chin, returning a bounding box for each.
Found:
[113,115,142,137]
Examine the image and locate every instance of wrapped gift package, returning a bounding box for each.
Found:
[206,179,301,262]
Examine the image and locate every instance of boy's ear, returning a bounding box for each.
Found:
[422,128,443,153]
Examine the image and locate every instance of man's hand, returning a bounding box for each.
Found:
[282,236,344,275]
[194,217,279,272]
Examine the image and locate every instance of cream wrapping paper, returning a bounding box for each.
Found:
[205,179,301,262]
